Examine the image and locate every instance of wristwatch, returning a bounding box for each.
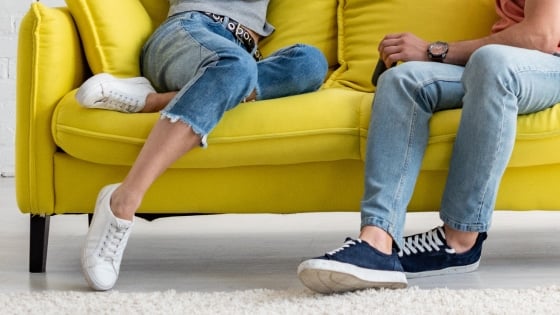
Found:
[427,41,449,62]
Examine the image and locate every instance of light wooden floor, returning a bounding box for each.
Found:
[2,177,559,293]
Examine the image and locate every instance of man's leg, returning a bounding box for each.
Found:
[401,45,560,278]
[298,61,465,293]
[442,45,560,232]
[441,45,560,247]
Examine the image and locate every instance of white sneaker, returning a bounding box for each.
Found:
[75,73,155,113]
[81,184,133,291]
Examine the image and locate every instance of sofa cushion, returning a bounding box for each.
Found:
[329,0,499,92]
[259,0,338,71]
[53,86,560,172]
[52,88,372,168]
[423,104,560,170]
[65,0,337,77]
[65,0,166,77]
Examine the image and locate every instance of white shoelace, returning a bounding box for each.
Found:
[398,227,455,257]
[99,222,130,262]
[327,238,361,256]
[97,91,141,112]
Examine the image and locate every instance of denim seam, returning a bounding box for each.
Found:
[160,60,216,141]
[158,22,219,147]
[474,86,508,224]
[471,64,523,228]
[391,101,417,223]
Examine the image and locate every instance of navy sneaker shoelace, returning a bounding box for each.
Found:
[326,237,362,257]
[398,226,455,258]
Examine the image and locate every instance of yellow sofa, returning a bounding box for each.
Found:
[16,0,560,273]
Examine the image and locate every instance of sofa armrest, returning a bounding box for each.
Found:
[16,3,87,214]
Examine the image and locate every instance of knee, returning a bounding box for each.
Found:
[282,44,328,86]
[467,45,513,68]
[463,45,518,88]
[225,53,258,85]
[296,44,328,81]
[376,61,444,113]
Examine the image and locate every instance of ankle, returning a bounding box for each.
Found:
[141,91,176,113]
[359,225,393,255]
[109,187,141,221]
[140,92,160,113]
[444,225,478,254]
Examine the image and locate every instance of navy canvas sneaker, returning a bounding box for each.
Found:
[297,238,408,294]
[398,226,487,278]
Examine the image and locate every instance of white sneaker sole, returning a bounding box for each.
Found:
[405,260,481,279]
[297,259,407,294]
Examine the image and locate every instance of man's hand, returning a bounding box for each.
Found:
[377,0,560,67]
[378,32,429,66]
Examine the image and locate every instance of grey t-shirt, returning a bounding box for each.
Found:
[168,0,275,37]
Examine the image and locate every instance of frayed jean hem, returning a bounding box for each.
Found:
[160,111,209,149]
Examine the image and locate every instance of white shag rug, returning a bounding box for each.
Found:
[2,286,559,315]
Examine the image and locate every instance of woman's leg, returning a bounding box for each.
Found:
[114,46,328,217]
[121,45,328,212]
[82,12,258,290]
[110,119,201,220]
[255,44,327,100]
[141,92,177,113]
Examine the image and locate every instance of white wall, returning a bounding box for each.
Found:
[0,0,66,177]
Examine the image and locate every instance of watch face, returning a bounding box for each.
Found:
[429,42,448,56]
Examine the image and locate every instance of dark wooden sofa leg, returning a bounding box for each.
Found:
[29,214,50,273]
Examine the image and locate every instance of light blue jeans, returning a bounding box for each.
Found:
[140,11,327,145]
[362,44,560,248]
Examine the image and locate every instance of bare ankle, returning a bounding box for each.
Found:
[243,89,257,102]
[444,225,478,254]
[109,188,140,221]
[359,226,393,255]
[142,91,177,113]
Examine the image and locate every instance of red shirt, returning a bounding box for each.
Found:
[491,0,525,34]
[491,0,559,50]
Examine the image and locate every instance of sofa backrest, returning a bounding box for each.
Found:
[65,0,338,77]
[65,0,162,77]
[327,0,499,92]
[66,0,499,91]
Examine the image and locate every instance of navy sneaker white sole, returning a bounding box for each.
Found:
[405,260,481,279]
[297,259,407,294]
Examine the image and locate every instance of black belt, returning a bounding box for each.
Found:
[202,12,262,61]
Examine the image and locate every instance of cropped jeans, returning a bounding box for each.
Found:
[140,11,327,146]
[362,45,560,249]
